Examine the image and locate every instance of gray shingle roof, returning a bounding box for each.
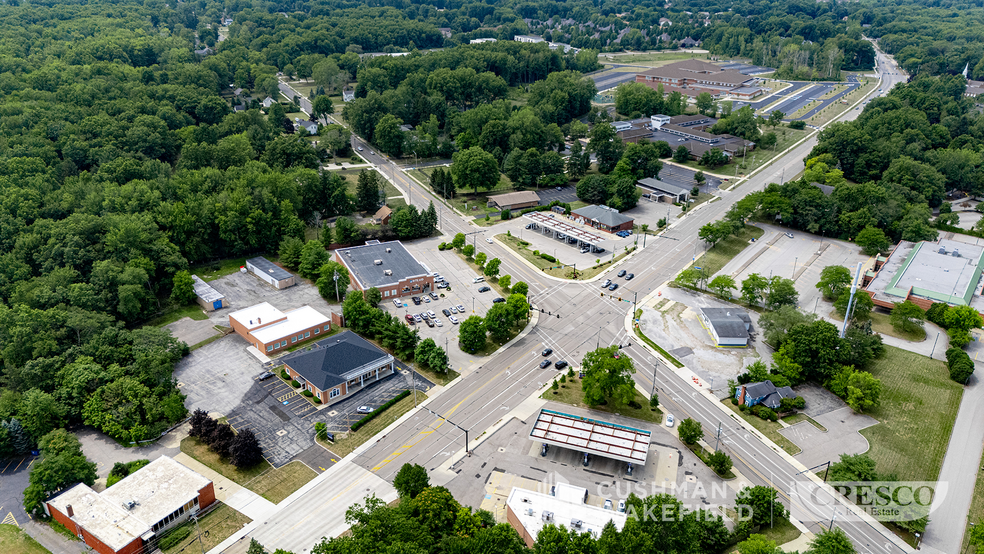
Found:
[284,331,391,391]
[743,380,797,409]
[638,178,690,197]
[701,308,750,339]
[571,205,633,227]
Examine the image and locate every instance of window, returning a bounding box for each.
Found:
[314,328,320,335]
[305,331,310,338]
[329,388,340,398]
[384,290,390,297]
[266,345,273,352]
[324,326,329,332]
[292,336,297,343]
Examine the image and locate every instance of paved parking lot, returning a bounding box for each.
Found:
[536,186,578,206]
[174,334,266,416]
[204,270,338,328]
[0,455,36,526]
[165,316,220,347]
[487,216,639,270]
[780,407,877,469]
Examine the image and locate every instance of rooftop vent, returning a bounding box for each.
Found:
[374,259,383,265]
[386,248,392,253]
[939,246,947,254]
[571,519,583,528]
[384,269,393,276]
[527,508,535,516]
[122,500,137,511]
[541,511,553,521]
[953,249,960,257]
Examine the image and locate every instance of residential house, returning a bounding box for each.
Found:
[735,380,797,410]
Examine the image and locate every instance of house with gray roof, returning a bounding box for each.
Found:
[334,240,434,299]
[571,205,634,233]
[638,178,691,204]
[736,380,797,410]
[282,331,394,406]
[699,308,750,346]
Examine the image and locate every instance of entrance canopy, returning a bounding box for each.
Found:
[529,409,650,464]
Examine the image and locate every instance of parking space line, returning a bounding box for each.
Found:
[277,390,299,402]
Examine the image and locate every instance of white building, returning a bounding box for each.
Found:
[514,35,545,43]
[506,485,626,547]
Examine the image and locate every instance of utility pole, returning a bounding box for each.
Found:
[333,270,340,302]
[423,407,470,457]
[714,422,723,451]
[193,515,205,554]
[633,291,638,315]
[839,262,864,339]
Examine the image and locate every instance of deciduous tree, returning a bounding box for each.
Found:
[316,261,350,301]
[393,463,430,499]
[580,346,636,406]
[678,418,703,445]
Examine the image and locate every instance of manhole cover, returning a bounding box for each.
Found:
[276,430,287,437]
[177,382,185,388]
[498,448,505,453]
[328,410,338,417]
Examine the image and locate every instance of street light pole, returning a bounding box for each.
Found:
[333,270,340,302]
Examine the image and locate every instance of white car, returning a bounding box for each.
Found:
[423,296,431,303]
[449,306,458,314]
[427,310,437,319]
[357,406,374,414]
[665,414,675,427]
[449,315,459,324]
[486,238,493,244]
[435,318,443,327]
[456,304,465,312]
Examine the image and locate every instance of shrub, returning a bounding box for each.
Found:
[534,250,540,256]
[351,390,411,431]
[560,375,566,384]
[314,397,322,404]
[291,380,300,388]
[789,120,806,130]
[302,390,313,397]
[315,422,328,441]
[159,525,193,550]
[280,369,290,380]
[757,407,778,421]
[540,253,556,263]
[731,397,739,405]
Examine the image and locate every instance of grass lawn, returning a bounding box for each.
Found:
[828,309,927,342]
[0,524,51,554]
[721,399,801,456]
[414,366,460,387]
[44,519,81,543]
[731,126,812,176]
[319,392,428,458]
[859,346,962,481]
[195,256,254,282]
[757,516,802,545]
[333,168,401,200]
[685,442,737,479]
[960,447,984,553]
[247,461,317,503]
[701,225,766,278]
[600,51,708,66]
[145,303,210,327]
[408,167,515,216]
[542,374,663,425]
[161,504,251,554]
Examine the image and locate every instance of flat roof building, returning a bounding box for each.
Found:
[335,240,434,299]
[571,205,634,233]
[229,302,331,355]
[282,330,395,406]
[246,257,295,289]
[192,275,226,312]
[505,485,626,547]
[635,59,765,99]
[488,191,541,211]
[698,308,751,347]
[865,239,984,313]
[47,456,215,554]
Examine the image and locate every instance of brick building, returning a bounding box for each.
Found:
[229,302,331,354]
[571,205,634,233]
[335,240,434,299]
[282,330,395,406]
[46,456,215,554]
[635,59,765,99]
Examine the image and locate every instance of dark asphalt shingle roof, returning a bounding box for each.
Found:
[284,331,391,391]
[701,308,750,339]
[742,380,797,409]
[638,178,690,197]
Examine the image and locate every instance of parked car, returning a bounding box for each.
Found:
[392,299,402,308]
[442,309,451,317]
[609,283,619,291]
[542,348,553,356]
[449,315,459,324]
[604,499,613,510]
[456,304,465,313]
[555,361,568,370]
[420,312,429,320]
[257,371,274,381]
[413,313,423,322]
[411,296,421,305]
[617,270,626,277]
[580,247,590,253]
[357,406,374,414]
[540,443,549,456]
[625,273,634,280]
[405,314,415,324]
[473,276,485,283]
[492,297,505,303]
[423,296,431,303]
[618,500,626,513]
[425,318,435,327]
[429,292,439,299]
[539,359,552,369]
[435,318,443,327]
[450,306,458,314]
[785,232,794,238]
[479,286,491,292]
[665,414,675,427]
[427,310,436,319]
[582,453,590,467]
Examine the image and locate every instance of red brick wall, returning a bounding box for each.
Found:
[48,503,144,554]
[48,505,79,538]
[253,321,331,354]
[198,483,216,510]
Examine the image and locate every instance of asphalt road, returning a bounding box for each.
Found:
[248,45,918,554]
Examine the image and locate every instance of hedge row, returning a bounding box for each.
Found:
[351,390,411,431]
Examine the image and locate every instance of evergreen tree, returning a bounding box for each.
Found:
[356,170,381,213]
[320,224,333,248]
[229,429,263,468]
[4,419,31,454]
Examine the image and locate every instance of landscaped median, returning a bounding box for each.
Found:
[318,391,428,458]
[496,232,637,280]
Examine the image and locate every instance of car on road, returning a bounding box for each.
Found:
[604,499,613,510]
[479,286,491,292]
[492,297,505,303]
[413,313,423,322]
[602,279,612,287]
[405,314,415,324]
[442,308,451,317]
[427,310,436,319]
[357,406,374,414]
[785,232,794,238]
[449,315,459,324]
[369,151,375,155]
[608,283,619,291]
[542,348,553,356]
[429,292,439,300]
[539,359,552,369]
[617,270,626,277]
[411,296,421,305]
[486,237,493,244]
[456,304,465,313]
[555,361,568,370]
[625,273,634,280]
[358,146,364,151]
[257,371,274,381]
[665,414,675,427]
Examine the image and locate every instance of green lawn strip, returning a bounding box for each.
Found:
[542,375,663,425]
[161,504,252,554]
[634,327,684,368]
[721,400,801,456]
[495,233,634,281]
[808,77,879,127]
[600,51,706,65]
[684,443,737,479]
[700,225,766,277]
[409,168,516,215]
[960,447,984,553]
[189,333,225,352]
[319,392,428,458]
[195,256,254,282]
[859,346,962,481]
[828,309,927,342]
[247,461,317,504]
[781,413,827,432]
[333,168,399,199]
[0,524,52,554]
[145,303,210,327]
[413,366,460,387]
[757,516,802,545]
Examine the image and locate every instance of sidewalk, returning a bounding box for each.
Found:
[173,453,277,521]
